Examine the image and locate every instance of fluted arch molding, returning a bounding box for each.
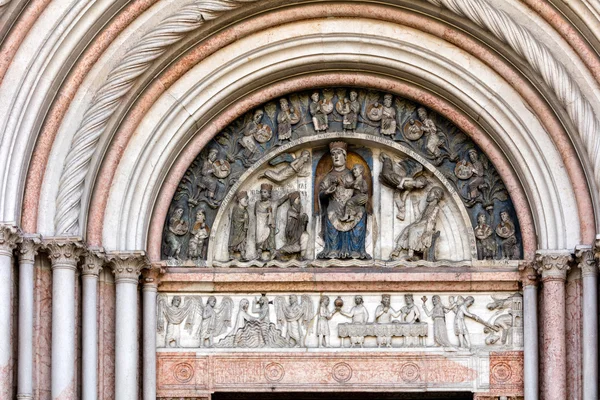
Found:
[0,1,595,249]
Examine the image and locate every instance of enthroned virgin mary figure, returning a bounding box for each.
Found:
[317,141,371,259]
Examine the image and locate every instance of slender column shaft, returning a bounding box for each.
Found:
[522,266,538,400]
[110,253,147,400]
[17,238,40,400]
[577,246,598,400]
[46,239,84,400]
[142,268,160,400]
[0,226,21,399]
[81,251,103,400]
[536,251,571,400]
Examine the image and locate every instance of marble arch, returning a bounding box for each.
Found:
[0,1,598,400]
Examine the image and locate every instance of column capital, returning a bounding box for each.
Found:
[519,261,538,287]
[535,250,573,281]
[0,224,22,256]
[141,265,163,291]
[44,238,85,270]
[81,247,105,277]
[108,251,149,284]
[575,245,597,277]
[18,234,42,263]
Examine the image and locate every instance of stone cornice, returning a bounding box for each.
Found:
[18,234,42,263]
[44,237,85,270]
[108,251,149,284]
[575,245,597,278]
[0,224,21,256]
[535,250,573,281]
[82,247,105,277]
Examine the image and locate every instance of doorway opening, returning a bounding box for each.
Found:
[212,392,474,400]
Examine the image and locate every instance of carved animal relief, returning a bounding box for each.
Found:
[162,88,522,265]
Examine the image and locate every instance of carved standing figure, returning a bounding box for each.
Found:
[197,296,233,347]
[317,141,370,260]
[449,295,495,349]
[421,295,455,349]
[198,149,220,202]
[275,294,314,347]
[228,191,249,261]
[274,191,310,260]
[391,186,443,261]
[277,98,300,142]
[367,94,397,136]
[418,107,443,160]
[157,295,195,347]
[255,184,289,260]
[455,149,486,202]
[189,209,209,259]
[495,211,519,259]
[336,90,360,132]
[316,296,336,348]
[309,92,333,132]
[164,207,188,259]
[261,150,311,184]
[475,212,496,259]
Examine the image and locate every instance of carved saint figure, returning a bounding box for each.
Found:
[336,90,360,132]
[255,184,289,260]
[495,211,519,259]
[309,92,333,132]
[189,209,209,260]
[274,191,310,260]
[164,207,188,259]
[275,294,314,347]
[421,295,455,348]
[277,98,300,142]
[198,149,220,202]
[339,295,369,347]
[196,296,233,347]
[404,118,423,140]
[228,191,249,261]
[455,149,486,201]
[475,212,496,259]
[157,295,195,347]
[375,294,401,347]
[217,294,291,348]
[367,94,397,137]
[400,294,421,323]
[246,108,272,143]
[418,107,443,160]
[316,296,336,348]
[261,150,311,184]
[317,141,370,260]
[391,186,444,261]
[379,152,428,221]
[449,295,494,349]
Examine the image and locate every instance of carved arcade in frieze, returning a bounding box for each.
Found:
[162,88,523,266]
[156,292,523,351]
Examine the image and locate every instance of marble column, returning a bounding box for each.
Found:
[576,245,598,400]
[17,236,41,400]
[81,250,104,400]
[0,225,21,399]
[109,252,148,400]
[45,239,85,400]
[520,263,538,400]
[536,250,572,400]
[142,267,161,400]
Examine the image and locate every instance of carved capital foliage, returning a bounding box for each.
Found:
[44,238,85,269]
[575,245,597,277]
[19,235,42,263]
[0,225,22,255]
[108,252,149,284]
[535,251,573,281]
[141,265,163,290]
[518,261,537,287]
[81,247,105,277]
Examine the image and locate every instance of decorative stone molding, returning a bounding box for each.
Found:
[81,247,105,277]
[535,250,573,281]
[0,224,21,256]
[518,261,537,287]
[108,252,149,284]
[44,238,85,270]
[54,0,261,235]
[426,0,600,199]
[575,245,596,277]
[18,235,42,263]
[141,265,163,291]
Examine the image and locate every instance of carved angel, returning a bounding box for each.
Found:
[157,295,198,347]
[193,296,234,347]
[275,294,314,347]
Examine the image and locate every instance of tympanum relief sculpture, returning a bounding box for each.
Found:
[162,88,522,265]
[156,292,523,351]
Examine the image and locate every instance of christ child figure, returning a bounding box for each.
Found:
[340,164,369,223]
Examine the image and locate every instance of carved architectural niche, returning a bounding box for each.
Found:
[162,88,523,267]
[0,225,21,256]
[535,251,573,281]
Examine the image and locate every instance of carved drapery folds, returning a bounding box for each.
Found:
[162,88,523,266]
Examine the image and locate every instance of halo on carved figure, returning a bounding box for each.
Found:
[161,88,523,266]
